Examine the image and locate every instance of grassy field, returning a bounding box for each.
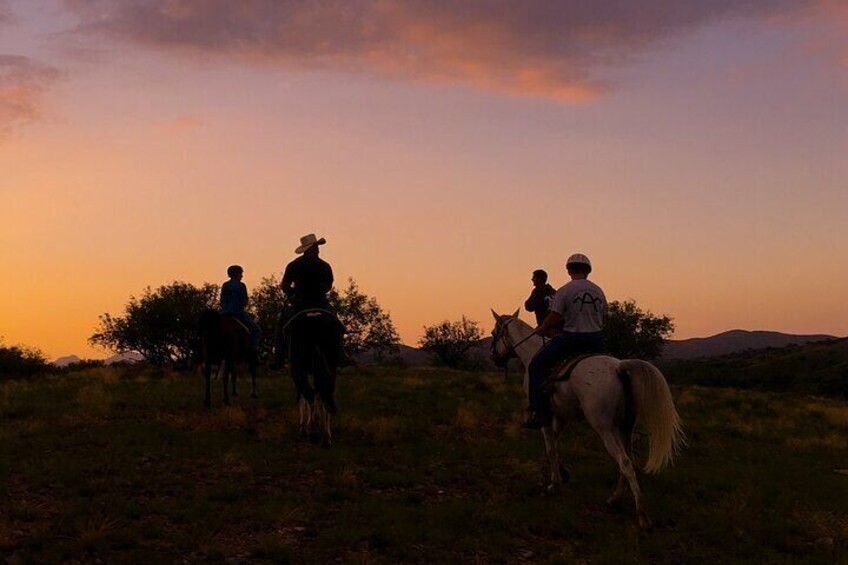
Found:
[2,365,847,563]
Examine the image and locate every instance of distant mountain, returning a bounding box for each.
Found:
[662,330,838,360]
[51,352,144,367]
[52,355,82,367]
[105,352,144,365]
[661,337,848,398]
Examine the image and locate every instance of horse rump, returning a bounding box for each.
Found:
[288,311,341,413]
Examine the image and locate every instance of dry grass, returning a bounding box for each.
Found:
[348,416,399,443]
[786,433,848,450]
[77,383,113,417]
[806,403,848,428]
[455,405,481,431]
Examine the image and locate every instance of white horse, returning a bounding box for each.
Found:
[490,310,685,529]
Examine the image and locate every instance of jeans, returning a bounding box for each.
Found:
[527,332,604,412]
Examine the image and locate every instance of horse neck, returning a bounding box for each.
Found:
[507,321,544,366]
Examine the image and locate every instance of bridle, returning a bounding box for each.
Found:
[491,316,539,367]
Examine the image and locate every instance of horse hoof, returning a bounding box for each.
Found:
[203,400,211,409]
[638,513,654,531]
[321,437,333,448]
[545,483,558,495]
[606,496,624,510]
[559,464,571,484]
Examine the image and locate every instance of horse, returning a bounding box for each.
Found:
[285,309,341,446]
[490,309,685,529]
[199,309,257,407]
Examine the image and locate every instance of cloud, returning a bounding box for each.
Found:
[0,55,61,136]
[158,114,204,132]
[0,1,14,26]
[64,0,840,102]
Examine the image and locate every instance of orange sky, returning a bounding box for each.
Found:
[1,1,847,359]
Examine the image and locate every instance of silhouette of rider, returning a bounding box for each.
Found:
[219,265,261,354]
[271,234,344,368]
[523,254,607,429]
[524,269,556,326]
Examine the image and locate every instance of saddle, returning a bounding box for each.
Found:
[540,353,600,395]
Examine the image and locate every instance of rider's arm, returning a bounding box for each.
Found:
[320,264,334,294]
[535,310,563,336]
[281,263,295,296]
[239,282,249,308]
[525,288,541,312]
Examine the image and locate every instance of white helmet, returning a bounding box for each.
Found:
[566,253,592,271]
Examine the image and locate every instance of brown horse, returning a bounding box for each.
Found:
[199,309,257,407]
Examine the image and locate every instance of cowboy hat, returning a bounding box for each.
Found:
[295,233,327,254]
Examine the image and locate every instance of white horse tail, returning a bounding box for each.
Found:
[619,359,686,474]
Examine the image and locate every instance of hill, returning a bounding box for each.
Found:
[661,337,848,398]
[662,329,837,360]
[1,366,846,562]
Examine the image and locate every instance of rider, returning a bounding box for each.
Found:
[271,234,345,368]
[524,269,556,326]
[219,265,261,355]
[523,253,607,429]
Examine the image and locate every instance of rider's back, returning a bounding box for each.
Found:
[552,279,607,334]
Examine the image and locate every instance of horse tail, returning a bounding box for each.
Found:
[619,359,686,474]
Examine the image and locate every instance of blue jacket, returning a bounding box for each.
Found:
[220,280,248,315]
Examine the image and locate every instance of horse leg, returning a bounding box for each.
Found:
[203,363,212,408]
[599,429,650,529]
[249,357,258,399]
[606,428,634,509]
[309,393,321,443]
[297,396,308,438]
[219,361,230,405]
[321,402,333,448]
[231,363,238,398]
[541,422,562,492]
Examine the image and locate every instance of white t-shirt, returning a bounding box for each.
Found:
[550,278,607,333]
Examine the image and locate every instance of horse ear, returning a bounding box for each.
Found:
[512,308,520,319]
[491,309,500,321]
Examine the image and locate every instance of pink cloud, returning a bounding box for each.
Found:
[0,55,61,137]
[64,1,843,102]
[0,2,13,26]
[158,114,205,132]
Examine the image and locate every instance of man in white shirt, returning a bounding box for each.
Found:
[523,253,607,429]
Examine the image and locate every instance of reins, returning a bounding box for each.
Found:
[492,317,540,377]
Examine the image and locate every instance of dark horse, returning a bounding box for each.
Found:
[199,309,257,407]
[285,309,342,446]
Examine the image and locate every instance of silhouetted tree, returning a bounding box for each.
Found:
[604,300,674,360]
[249,276,287,361]
[328,279,401,360]
[419,317,483,369]
[0,340,49,378]
[250,276,401,361]
[90,281,219,368]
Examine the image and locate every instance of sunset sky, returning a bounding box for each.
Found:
[2,1,847,360]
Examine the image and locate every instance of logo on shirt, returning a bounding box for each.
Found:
[573,292,603,312]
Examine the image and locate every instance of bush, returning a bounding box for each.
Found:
[90,282,219,368]
[251,276,401,361]
[604,300,674,360]
[419,317,483,369]
[0,340,49,378]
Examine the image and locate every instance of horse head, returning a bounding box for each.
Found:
[490,308,520,367]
